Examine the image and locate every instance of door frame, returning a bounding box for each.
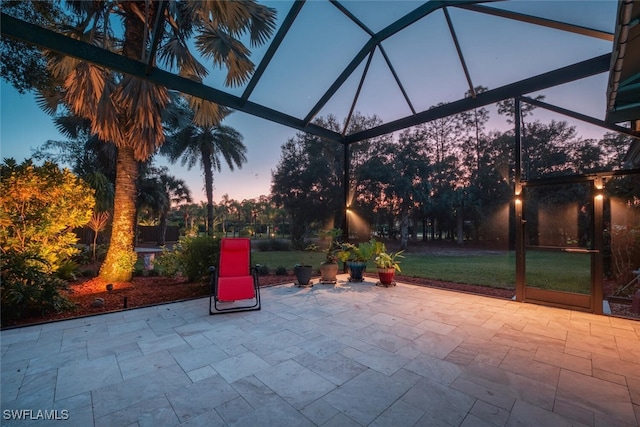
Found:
[515,177,603,313]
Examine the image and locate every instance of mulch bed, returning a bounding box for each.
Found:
[2,271,637,329]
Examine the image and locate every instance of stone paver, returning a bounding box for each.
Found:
[1,275,639,426]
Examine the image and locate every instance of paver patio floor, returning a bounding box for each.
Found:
[2,275,640,426]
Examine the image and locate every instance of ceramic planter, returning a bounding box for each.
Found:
[376,267,396,287]
[346,261,367,282]
[294,265,313,287]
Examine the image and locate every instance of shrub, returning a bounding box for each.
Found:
[1,251,75,325]
[55,259,80,281]
[0,159,95,272]
[155,236,220,282]
[255,264,270,276]
[181,236,221,281]
[72,245,93,265]
[275,266,288,275]
[155,246,182,277]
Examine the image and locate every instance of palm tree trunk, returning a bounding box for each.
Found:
[158,214,167,246]
[202,149,215,236]
[100,147,139,282]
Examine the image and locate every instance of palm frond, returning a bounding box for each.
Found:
[53,115,91,139]
[187,1,251,31]
[214,125,247,171]
[188,96,230,128]
[93,79,125,146]
[245,2,277,48]
[46,50,80,81]
[35,89,64,116]
[63,63,107,122]
[158,37,208,78]
[113,77,169,160]
[195,26,254,87]
[162,92,193,131]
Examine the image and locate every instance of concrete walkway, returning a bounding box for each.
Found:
[2,275,639,426]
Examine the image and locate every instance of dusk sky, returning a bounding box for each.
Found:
[0,1,620,204]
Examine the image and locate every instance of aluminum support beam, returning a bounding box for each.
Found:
[0,12,345,144]
[456,4,614,41]
[241,1,305,102]
[519,96,640,140]
[514,98,525,302]
[345,53,611,143]
[303,0,491,125]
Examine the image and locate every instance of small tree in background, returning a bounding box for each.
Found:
[87,211,110,261]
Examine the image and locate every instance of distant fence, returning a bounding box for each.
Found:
[138,226,179,243]
[74,225,180,245]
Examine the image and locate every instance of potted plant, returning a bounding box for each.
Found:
[295,244,316,287]
[318,228,342,284]
[337,239,381,282]
[374,247,404,287]
[294,263,313,287]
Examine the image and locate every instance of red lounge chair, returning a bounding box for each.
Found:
[209,238,261,315]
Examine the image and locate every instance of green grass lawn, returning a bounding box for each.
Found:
[525,251,591,294]
[253,249,592,293]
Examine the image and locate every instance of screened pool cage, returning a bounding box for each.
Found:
[2,0,640,313]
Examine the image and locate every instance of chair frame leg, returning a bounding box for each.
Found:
[209,268,261,315]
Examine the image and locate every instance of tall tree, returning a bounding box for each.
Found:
[271,113,384,246]
[419,107,464,240]
[459,86,490,177]
[162,102,247,236]
[40,1,276,281]
[358,128,432,249]
[600,132,634,169]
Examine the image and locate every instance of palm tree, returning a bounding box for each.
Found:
[41,1,276,281]
[156,172,192,245]
[137,166,192,245]
[163,104,247,236]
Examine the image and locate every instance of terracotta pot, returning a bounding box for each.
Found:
[319,262,338,283]
[377,267,396,286]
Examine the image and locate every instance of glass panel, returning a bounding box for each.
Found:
[249,1,370,117]
[604,175,640,299]
[486,1,617,34]
[524,182,592,294]
[524,183,593,248]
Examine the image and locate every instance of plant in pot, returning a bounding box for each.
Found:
[337,239,380,282]
[374,247,404,287]
[294,244,316,287]
[319,228,342,284]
